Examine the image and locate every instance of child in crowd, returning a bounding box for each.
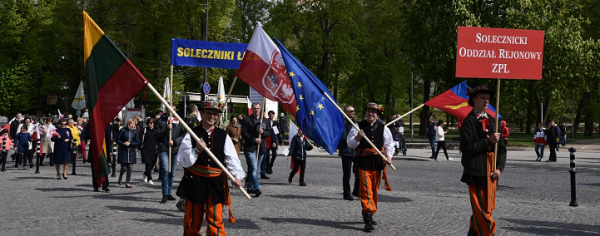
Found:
[0,129,14,169]
[15,126,32,170]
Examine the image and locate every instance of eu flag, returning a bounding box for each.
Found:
[274,38,344,155]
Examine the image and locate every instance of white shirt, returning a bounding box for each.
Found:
[347,122,395,158]
[435,126,445,141]
[177,129,246,180]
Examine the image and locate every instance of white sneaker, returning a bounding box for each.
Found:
[447,158,454,161]
[143,176,148,183]
[434,159,440,162]
[148,180,154,185]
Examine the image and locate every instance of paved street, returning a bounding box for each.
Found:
[1,140,599,235]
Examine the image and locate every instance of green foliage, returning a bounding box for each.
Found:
[0,0,597,128]
[0,61,35,114]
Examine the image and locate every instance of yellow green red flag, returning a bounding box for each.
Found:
[83,11,148,185]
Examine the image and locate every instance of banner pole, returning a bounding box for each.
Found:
[323,93,396,171]
[147,82,252,199]
[168,66,173,173]
[494,79,500,171]
[385,104,425,127]
[256,97,266,162]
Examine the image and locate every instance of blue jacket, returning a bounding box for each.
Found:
[427,122,437,139]
[116,128,140,164]
[15,132,31,152]
[337,119,357,157]
[288,134,313,161]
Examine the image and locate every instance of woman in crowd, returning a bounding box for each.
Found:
[67,119,80,163]
[76,117,88,163]
[434,120,451,161]
[226,115,242,157]
[139,118,164,185]
[116,118,140,188]
[40,117,55,165]
[51,119,72,179]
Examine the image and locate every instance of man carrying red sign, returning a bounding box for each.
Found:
[457,26,542,236]
[460,85,507,236]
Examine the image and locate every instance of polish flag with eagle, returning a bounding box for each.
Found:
[235,23,297,118]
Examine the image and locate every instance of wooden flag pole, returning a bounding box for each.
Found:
[256,97,267,162]
[493,79,500,171]
[147,82,252,200]
[385,104,425,127]
[168,66,173,173]
[323,93,396,171]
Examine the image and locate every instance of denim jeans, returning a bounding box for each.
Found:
[261,148,277,175]
[534,144,545,160]
[158,151,177,195]
[561,134,567,146]
[428,137,436,157]
[244,150,265,191]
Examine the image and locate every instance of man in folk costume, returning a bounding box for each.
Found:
[347,102,394,232]
[460,85,506,236]
[176,101,245,236]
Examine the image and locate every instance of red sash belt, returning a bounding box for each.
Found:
[189,164,236,223]
[357,148,392,191]
[358,147,385,157]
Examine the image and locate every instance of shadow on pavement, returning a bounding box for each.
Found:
[580,182,600,187]
[377,194,412,203]
[107,205,181,218]
[226,219,261,230]
[36,187,90,192]
[260,217,361,231]
[502,218,600,236]
[260,182,293,186]
[133,217,182,226]
[267,194,338,200]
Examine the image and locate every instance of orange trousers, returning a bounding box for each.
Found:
[358,169,382,214]
[182,195,226,236]
[468,185,496,236]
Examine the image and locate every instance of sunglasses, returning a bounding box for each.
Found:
[348,110,355,113]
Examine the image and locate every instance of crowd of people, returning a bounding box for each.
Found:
[6,86,575,234]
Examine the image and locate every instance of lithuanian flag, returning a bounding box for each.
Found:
[83,11,148,184]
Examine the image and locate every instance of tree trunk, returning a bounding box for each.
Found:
[518,118,523,132]
[525,87,534,134]
[572,92,590,138]
[543,96,551,123]
[419,78,432,136]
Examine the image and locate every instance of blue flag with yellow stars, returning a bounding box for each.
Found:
[274,38,344,155]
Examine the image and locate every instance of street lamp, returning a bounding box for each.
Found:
[410,62,415,142]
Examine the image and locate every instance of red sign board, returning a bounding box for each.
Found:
[456,26,544,80]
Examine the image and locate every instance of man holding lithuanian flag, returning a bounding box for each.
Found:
[83,12,148,192]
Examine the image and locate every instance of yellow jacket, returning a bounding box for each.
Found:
[67,125,80,146]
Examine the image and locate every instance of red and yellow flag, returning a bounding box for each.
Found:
[84,12,148,184]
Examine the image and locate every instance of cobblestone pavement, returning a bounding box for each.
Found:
[0,143,598,235]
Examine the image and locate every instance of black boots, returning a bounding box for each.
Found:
[362,212,375,232]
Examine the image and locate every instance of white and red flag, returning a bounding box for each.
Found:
[236,23,297,118]
[246,96,252,116]
[0,117,14,133]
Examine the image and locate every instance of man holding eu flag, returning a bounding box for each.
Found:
[347,102,394,232]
